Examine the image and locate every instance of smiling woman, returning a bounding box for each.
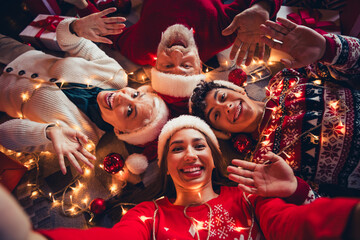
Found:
[10,115,357,239]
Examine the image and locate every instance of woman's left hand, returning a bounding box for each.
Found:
[227,151,297,197]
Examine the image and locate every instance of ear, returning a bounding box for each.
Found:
[137,84,155,93]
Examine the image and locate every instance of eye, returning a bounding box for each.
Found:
[127,105,133,117]
[171,146,183,152]
[220,93,226,102]
[183,63,191,69]
[132,91,139,98]
[194,143,206,150]
[166,64,173,68]
[214,111,220,121]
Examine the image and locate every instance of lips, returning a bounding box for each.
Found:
[105,93,115,109]
[180,165,204,177]
[233,101,242,122]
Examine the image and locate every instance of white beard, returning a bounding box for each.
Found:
[157,24,199,56]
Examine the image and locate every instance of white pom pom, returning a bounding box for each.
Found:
[125,153,148,175]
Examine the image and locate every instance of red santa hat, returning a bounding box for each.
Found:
[151,68,206,98]
[157,115,220,166]
[115,96,169,175]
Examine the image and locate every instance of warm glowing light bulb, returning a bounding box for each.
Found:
[330,100,339,109]
[313,80,321,85]
[153,57,157,60]
[31,191,39,197]
[84,168,91,176]
[35,84,41,89]
[82,197,89,205]
[121,206,127,215]
[206,68,209,73]
[16,152,22,157]
[110,184,117,193]
[261,140,270,146]
[99,164,104,169]
[268,61,273,65]
[241,64,246,69]
[129,72,134,75]
[21,92,29,101]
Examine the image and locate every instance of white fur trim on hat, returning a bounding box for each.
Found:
[157,115,220,165]
[115,97,169,145]
[213,80,244,92]
[125,153,148,175]
[151,68,205,98]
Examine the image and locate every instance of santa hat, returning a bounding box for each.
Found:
[115,96,170,175]
[157,115,220,166]
[151,68,206,98]
[188,80,245,140]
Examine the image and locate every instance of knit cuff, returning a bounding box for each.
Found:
[284,177,311,205]
[319,35,337,64]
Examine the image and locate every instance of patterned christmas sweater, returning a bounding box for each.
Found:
[38,186,359,240]
[252,33,360,190]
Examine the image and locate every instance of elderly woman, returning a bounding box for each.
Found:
[3,115,359,240]
[190,18,360,194]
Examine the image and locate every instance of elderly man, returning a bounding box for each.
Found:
[0,9,170,177]
[68,0,282,67]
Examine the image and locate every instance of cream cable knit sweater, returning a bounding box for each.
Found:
[0,18,127,153]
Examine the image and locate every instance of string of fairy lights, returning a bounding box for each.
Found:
[1,58,274,227]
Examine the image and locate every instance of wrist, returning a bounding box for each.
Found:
[252,1,272,15]
[69,19,79,37]
[45,124,56,140]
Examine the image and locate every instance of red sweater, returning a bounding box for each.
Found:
[39,186,358,240]
[78,0,282,66]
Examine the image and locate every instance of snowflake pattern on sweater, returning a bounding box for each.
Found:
[252,34,360,190]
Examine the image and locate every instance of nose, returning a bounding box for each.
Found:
[184,146,197,162]
[114,91,132,107]
[225,102,233,114]
[169,49,183,65]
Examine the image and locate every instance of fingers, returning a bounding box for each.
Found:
[231,159,257,170]
[104,17,126,24]
[58,154,67,175]
[280,58,295,68]
[237,183,256,194]
[276,17,297,31]
[260,24,286,42]
[66,153,83,174]
[222,18,238,36]
[230,36,242,60]
[236,42,250,66]
[262,151,284,163]
[260,35,283,51]
[244,43,256,66]
[228,165,253,178]
[98,7,117,17]
[228,173,255,186]
[258,42,265,60]
[73,150,94,169]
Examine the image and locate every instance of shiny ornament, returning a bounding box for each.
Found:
[228,68,247,86]
[103,153,124,174]
[232,134,253,154]
[90,198,106,215]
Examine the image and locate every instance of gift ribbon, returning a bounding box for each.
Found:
[287,9,338,34]
[30,15,64,49]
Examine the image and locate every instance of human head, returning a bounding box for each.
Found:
[151,24,206,98]
[157,115,228,196]
[156,24,202,76]
[190,80,262,138]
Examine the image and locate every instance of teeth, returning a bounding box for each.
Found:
[106,93,114,109]
[234,102,242,122]
[183,167,201,173]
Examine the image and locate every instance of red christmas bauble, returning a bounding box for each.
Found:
[89,198,106,215]
[232,134,253,154]
[103,153,125,174]
[228,68,247,86]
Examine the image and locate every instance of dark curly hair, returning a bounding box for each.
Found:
[190,80,231,125]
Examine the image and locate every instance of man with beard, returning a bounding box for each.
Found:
[67,0,281,67]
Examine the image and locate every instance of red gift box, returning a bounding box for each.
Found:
[277,6,341,34]
[0,152,27,192]
[19,14,71,51]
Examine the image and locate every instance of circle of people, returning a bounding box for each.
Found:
[0,0,360,239]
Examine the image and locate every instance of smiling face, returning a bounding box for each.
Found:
[156,24,201,75]
[97,87,158,133]
[204,88,263,133]
[166,128,214,191]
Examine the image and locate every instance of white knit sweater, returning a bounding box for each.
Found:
[0,18,127,153]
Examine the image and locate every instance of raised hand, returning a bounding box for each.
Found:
[260,17,326,68]
[227,151,297,198]
[222,3,270,66]
[71,8,126,44]
[47,125,96,175]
